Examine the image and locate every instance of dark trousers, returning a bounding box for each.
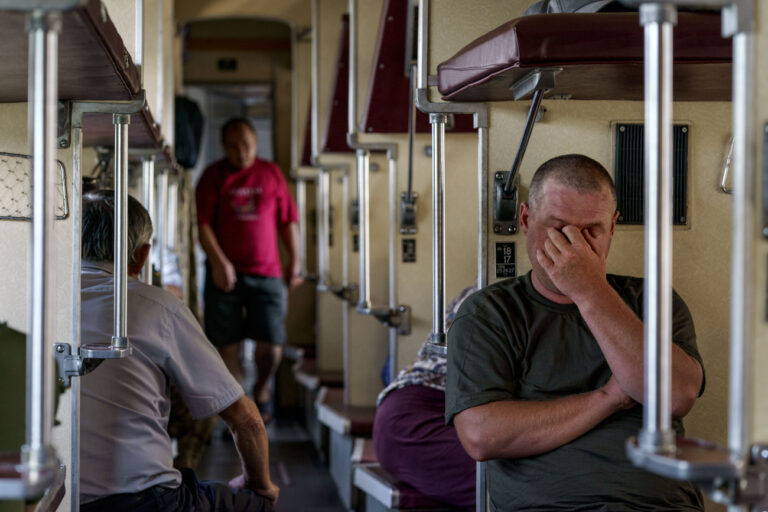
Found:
[81,468,273,512]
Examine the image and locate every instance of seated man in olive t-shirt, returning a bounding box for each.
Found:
[445,154,705,511]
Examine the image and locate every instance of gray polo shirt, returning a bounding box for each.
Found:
[79,262,243,503]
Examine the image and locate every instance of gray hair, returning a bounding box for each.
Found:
[528,154,617,212]
[82,189,153,266]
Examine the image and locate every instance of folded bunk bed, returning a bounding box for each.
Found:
[0,0,164,149]
[437,12,731,103]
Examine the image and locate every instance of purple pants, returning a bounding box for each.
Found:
[373,385,476,510]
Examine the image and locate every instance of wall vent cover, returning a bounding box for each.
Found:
[614,123,688,225]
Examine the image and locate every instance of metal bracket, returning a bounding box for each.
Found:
[328,284,358,304]
[350,198,360,233]
[71,90,147,129]
[423,339,447,357]
[57,101,71,149]
[53,343,108,388]
[494,171,518,235]
[357,305,412,335]
[400,192,418,234]
[620,0,753,35]
[510,68,558,101]
[626,436,768,507]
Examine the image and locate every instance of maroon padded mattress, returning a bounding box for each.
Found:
[437,12,731,102]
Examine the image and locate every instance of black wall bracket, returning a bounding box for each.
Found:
[493,170,519,235]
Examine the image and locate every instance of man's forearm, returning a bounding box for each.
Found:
[199,224,229,266]
[220,396,272,489]
[454,388,625,460]
[576,282,702,417]
[278,222,300,270]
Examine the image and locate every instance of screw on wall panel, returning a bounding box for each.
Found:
[495,172,503,180]
[619,125,626,132]
[507,226,516,234]
[493,225,502,234]
[682,127,688,133]
[59,140,67,148]
[56,345,64,353]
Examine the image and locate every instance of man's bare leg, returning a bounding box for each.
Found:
[254,343,283,406]
[219,342,244,385]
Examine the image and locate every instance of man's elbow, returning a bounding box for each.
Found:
[671,382,700,419]
[454,418,497,461]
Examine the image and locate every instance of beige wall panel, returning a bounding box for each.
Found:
[754,2,768,441]
[342,153,389,405]
[356,0,383,130]
[184,51,275,84]
[103,0,137,64]
[0,103,76,511]
[317,291,344,371]
[360,130,478,372]
[143,0,162,126]
[163,0,175,146]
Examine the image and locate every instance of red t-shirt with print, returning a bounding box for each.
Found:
[196,157,298,277]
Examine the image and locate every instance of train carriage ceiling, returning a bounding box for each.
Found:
[175,0,311,27]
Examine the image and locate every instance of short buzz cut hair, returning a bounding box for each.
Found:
[81,189,153,266]
[221,117,256,141]
[528,154,617,212]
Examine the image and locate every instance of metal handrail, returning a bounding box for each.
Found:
[346,0,410,344]
[415,0,489,357]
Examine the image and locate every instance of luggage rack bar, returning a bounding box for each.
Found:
[623,1,765,509]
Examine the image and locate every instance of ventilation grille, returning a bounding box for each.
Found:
[614,124,688,225]
[0,152,69,221]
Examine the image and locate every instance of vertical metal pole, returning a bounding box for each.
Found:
[416,0,428,91]
[24,11,61,483]
[141,156,155,284]
[348,0,358,137]
[297,179,308,276]
[134,0,144,85]
[317,168,330,287]
[311,0,320,162]
[70,125,83,512]
[167,179,178,250]
[112,114,131,349]
[291,24,299,171]
[478,127,488,289]
[342,170,350,405]
[157,169,169,286]
[639,3,675,454]
[388,156,398,383]
[430,113,447,345]
[728,29,754,480]
[155,0,164,125]
[357,150,371,310]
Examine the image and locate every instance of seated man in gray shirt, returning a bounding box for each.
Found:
[79,190,278,512]
[445,154,705,511]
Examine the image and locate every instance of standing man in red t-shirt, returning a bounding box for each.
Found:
[196,118,302,423]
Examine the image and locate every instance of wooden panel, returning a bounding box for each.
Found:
[0,0,140,103]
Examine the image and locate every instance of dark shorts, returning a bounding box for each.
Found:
[204,268,287,347]
[81,468,273,512]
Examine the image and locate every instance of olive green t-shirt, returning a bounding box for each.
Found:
[445,272,705,512]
